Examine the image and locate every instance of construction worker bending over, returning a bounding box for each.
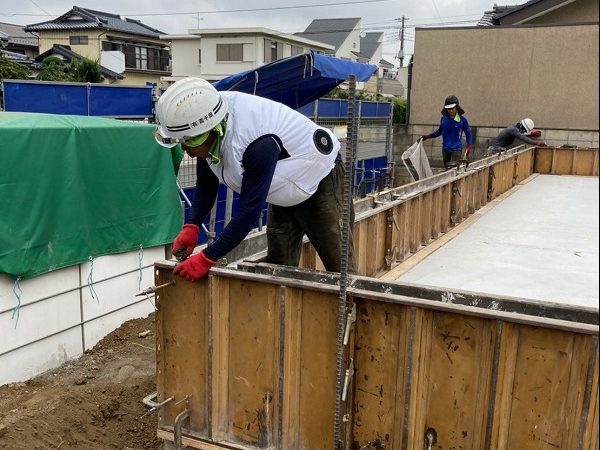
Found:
[154,77,356,282]
[421,95,473,169]
[487,118,546,154]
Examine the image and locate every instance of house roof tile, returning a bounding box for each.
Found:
[25,6,163,38]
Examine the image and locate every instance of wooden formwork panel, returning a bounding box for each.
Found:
[155,266,599,450]
[514,151,534,183]
[215,278,279,445]
[584,347,599,450]
[351,300,411,448]
[488,158,515,201]
[491,325,597,450]
[156,273,210,432]
[292,288,339,449]
[535,148,599,176]
[404,310,495,450]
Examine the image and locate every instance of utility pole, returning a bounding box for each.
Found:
[398,15,406,68]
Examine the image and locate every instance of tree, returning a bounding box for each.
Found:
[391,96,407,124]
[37,56,69,81]
[0,42,31,80]
[69,58,102,83]
[36,56,103,82]
[325,87,380,101]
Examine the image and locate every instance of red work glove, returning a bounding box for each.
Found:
[171,224,199,261]
[174,251,216,282]
[465,144,473,154]
[530,130,542,137]
[534,141,546,147]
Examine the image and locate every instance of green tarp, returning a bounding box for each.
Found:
[0,112,183,279]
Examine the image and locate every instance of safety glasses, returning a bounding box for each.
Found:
[153,128,211,148]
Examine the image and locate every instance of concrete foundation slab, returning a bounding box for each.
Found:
[398,175,599,308]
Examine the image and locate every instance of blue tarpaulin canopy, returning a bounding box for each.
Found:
[213,51,377,109]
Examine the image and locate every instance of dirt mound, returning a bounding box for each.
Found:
[0,314,160,450]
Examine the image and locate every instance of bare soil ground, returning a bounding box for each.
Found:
[0,314,160,450]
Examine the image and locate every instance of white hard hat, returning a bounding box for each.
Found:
[520,118,534,134]
[154,77,228,148]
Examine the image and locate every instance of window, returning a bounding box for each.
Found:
[216,43,243,61]
[290,45,304,56]
[70,36,88,45]
[135,46,147,70]
[198,49,202,64]
[264,39,283,63]
[121,44,170,71]
[102,41,124,52]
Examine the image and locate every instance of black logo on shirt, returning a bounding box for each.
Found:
[313,129,333,155]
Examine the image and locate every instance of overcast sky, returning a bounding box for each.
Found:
[2,0,525,66]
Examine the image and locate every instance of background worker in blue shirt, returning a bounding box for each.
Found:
[421,95,473,168]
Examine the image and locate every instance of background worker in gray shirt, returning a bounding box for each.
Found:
[487,118,546,154]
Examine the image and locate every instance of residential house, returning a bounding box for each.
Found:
[359,32,403,97]
[161,27,334,83]
[295,18,363,60]
[296,18,402,97]
[477,0,598,25]
[0,22,39,58]
[24,6,171,86]
[35,44,124,82]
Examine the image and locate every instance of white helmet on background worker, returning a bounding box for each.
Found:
[154,77,228,148]
[519,118,534,135]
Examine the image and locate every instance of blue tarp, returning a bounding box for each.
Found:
[213,51,377,109]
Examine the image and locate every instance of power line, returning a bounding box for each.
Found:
[2,0,392,18]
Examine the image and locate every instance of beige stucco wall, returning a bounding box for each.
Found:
[39,30,104,59]
[410,24,599,131]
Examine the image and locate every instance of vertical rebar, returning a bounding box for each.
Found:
[334,74,357,450]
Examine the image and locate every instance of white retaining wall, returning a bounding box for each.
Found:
[0,246,167,385]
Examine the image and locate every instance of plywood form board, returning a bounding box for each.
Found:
[155,273,209,432]
[582,337,598,450]
[354,215,369,275]
[420,191,433,245]
[488,158,515,201]
[439,183,452,234]
[535,148,599,176]
[281,287,303,449]
[501,326,595,449]
[350,299,410,448]
[294,288,339,449]
[514,151,534,183]
[408,310,495,449]
[365,213,388,277]
[450,178,465,225]
[392,202,409,261]
[222,278,279,446]
[155,263,598,450]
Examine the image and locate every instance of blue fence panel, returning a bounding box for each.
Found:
[88,85,153,117]
[296,98,390,118]
[317,98,348,117]
[3,81,88,115]
[360,101,392,118]
[2,80,154,118]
